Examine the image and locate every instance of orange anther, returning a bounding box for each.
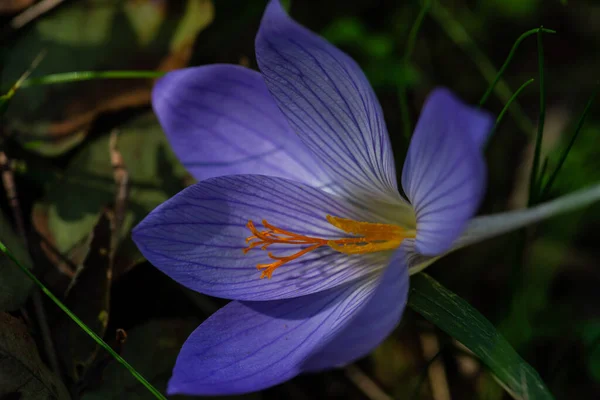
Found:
[243,215,414,279]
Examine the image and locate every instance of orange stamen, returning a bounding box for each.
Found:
[244,215,414,279]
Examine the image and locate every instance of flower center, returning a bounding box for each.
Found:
[244,215,415,279]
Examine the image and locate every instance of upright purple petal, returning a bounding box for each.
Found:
[458,97,496,149]
[167,273,381,395]
[302,247,409,371]
[133,174,390,301]
[152,64,330,187]
[401,89,493,256]
[255,0,401,205]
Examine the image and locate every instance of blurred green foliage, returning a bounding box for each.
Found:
[482,0,541,18]
[32,113,188,275]
[322,17,421,89]
[2,0,213,155]
[547,123,600,195]
[0,212,32,311]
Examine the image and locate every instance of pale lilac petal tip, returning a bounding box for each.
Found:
[401,88,493,256]
[255,0,401,205]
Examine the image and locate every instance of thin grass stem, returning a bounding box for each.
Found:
[479,28,555,107]
[0,241,167,400]
[541,85,599,198]
[495,78,535,127]
[528,28,547,206]
[20,70,166,88]
[399,0,431,139]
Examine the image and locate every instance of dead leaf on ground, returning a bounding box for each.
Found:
[53,208,114,384]
[0,211,33,311]
[32,113,188,280]
[81,319,260,400]
[2,0,214,156]
[0,312,70,399]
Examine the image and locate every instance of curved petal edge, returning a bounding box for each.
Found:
[167,274,381,395]
[402,88,493,256]
[302,246,409,371]
[152,64,330,187]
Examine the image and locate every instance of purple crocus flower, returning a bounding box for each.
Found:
[132,0,600,395]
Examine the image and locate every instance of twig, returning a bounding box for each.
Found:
[0,152,25,237]
[344,364,393,400]
[9,0,66,31]
[109,129,129,257]
[411,346,448,400]
[32,228,77,277]
[0,150,62,379]
[109,129,129,233]
[420,333,452,400]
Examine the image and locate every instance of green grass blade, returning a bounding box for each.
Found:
[0,51,46,114]
[495,78,535,127]
[399,0,431,139]
[479,28,555,107]
[409,273,554,400]
[488,78,535,148]
[20,70,166,88]
[528,28,547,206]
[429,0,534,137]
[541,85,599,199]
[404,1,431,62]
[0,240,167,400]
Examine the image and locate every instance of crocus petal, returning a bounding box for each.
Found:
[401,88,493,256]
[458,98,496,149]
[255,0,401,205]
[152,64,330,187]
[302,247,409,371]
[167,273,381,395]
[133,174,390,302]
[403,238,441,274]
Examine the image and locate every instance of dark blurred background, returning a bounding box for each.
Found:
[1,0,600,399]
